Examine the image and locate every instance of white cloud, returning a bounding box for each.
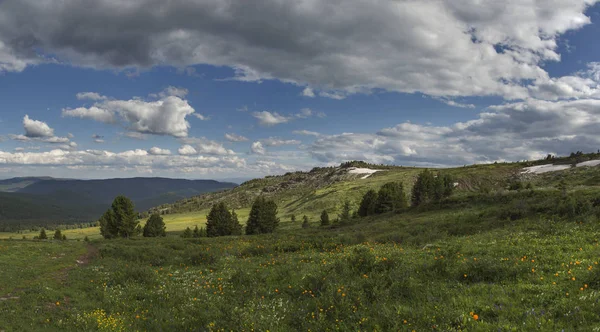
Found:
[23,115,54,138]
[158,86,188,98]
[178,144,198,155]
[62,107,116,123]
[250,141,266,155]
[94,139,105,144]
[225,133,249,142]
[301,87,315,98]
[293,130,321,137]
[180,137,235,156]
[3,1,596,100]
[261,137,301,147]
[43,136,70,144]
[193,113,209,120]
[63,92,197,137]
[148,147,172,155]
[76,92,108,101]
[124,132,147,140]
[252,111,290,126]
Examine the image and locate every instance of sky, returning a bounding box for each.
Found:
[1,0,600,180]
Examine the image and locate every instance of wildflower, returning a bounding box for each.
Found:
[473,314,479,320]
[55,301,60,306]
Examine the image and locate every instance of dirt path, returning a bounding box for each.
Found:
[0,243,99,301]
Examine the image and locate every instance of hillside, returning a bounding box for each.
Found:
[0,177,236,231]
[149,161,525,220]
[4,157,600,330]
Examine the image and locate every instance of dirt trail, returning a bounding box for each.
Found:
[0,243,98,301]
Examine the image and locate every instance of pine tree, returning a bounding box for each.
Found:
[143,214,166,237]
[99,209,118,239]
[290,214,296,223]
[62,235,67,241]
[84,236,89,242]
[38,228,47,240]
[375,182,407,213]
[206,202,241,237]
[193,225,201,238]
[112,195,139,238]
[302,215,310,228]
[358,190,378,217]
[411,169,435,206]
[181,227,193,238]
[338,201,352,224]
[320,210,330,226]
[246,197,280,235]
[53,229,63,240]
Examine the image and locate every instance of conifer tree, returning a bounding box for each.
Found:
[411,169,435,206]
[112,195,138,238]
[53,229,62,240]
[206,202,241,237]
[99,209,118,239]
[302,215,310,228]
[338,201,352,224]
[181,227,193,238]
[320,210,330,226]
[290,214,296,223]
[246,197,280,235]
[143,214,166,237]
[193,225,201,238]
[375,182,407,213]
[358,190,378,217]
[38,228,47,240]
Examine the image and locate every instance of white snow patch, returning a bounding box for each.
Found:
[347,167,383,179]
[522,159,600,174]
[522,164,570,174]
[576,160,600,168]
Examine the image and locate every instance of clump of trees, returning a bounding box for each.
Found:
[246,197,280,235]
[358,182,407,217]
[205,202,242,237]
[143,214,166,237]
[99,195,140,239]
[411,170,454,206]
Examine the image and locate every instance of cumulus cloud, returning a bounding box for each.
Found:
[308,98,600,166]
[178,145,198,155]
[148,147,172,155]
[2,1,596,99]
[23,115,54,138]
[180,137,235,156]
[250,141,266,155]
[301,87,315,98]
[261,137,301,147]
[225,133,249,142]
[252,111,290,126]
[63,91,197,137]
[293,130,321,137]
[76,92,107,101]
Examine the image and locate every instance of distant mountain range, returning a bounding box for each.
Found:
[0,177,237,231]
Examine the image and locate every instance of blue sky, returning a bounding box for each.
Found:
[1,1,600,179]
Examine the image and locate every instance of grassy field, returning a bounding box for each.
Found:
[2,182,600,330]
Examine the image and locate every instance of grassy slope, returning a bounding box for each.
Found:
[1,201,600,330]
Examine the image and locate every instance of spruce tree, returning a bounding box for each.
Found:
[206,202,241,237]
[338,201,352,224]
[411,169,435,206]
[375,182,407,213]
[193,225,201,238]
[358,190,378,217]
[302,215,310,228]
[53,229,63,240]
[290,214,296,223]
[38,228,47,240]
[99,209,118,239]
[181,227,193,238]
[320,210,330,226]
[112,195,138,238]
[143,214,166,237]
[62,235,67,241]
[246,197,279,235]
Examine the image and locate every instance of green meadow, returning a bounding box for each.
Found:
[2,159,600,330]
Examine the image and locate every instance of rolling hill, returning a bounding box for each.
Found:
[0,177,237,231]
